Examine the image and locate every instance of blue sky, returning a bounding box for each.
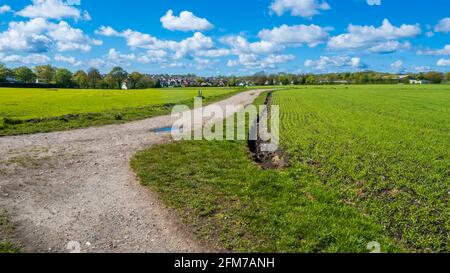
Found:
[0,0,449,75]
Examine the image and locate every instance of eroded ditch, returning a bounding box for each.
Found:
[248,92,290,169]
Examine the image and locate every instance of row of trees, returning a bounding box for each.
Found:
[247,71,450,85]
[0,64,160,89]
[1,63,449,89]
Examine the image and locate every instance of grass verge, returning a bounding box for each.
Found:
[0,210,20,253]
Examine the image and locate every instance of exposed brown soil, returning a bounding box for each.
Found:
[248,92,290,170]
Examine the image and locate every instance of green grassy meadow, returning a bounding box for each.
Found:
[0,87,242,136]
[132,85,449,253]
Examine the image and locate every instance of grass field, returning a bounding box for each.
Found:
[0,87,242,136]
[132,85,449,253]
[0,210,20,253]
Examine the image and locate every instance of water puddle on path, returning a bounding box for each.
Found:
[151,126,180,133]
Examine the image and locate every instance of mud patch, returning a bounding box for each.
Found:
[248,92,289,169]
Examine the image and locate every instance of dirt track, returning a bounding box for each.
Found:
[0,89,264,253]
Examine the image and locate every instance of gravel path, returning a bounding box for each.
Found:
[0,89,265,253]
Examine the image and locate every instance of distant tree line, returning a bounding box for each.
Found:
[246,71,450,85]
[0,64,161,89]
[0,63,449,89]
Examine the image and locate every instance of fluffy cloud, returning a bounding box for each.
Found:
[414,66,432,72]
[221,24,330,68]
[0,53,50,64]
[0,18,52,53]
[434,18,450,33]
[95,26,120,37]
[258,24,331,47]
[305,56,365,70]
[270,0,330,18]
[7,18,99,54]
[369,41,411,54]
[108,48,136,62]
[262,54,296,68]
[328,19,420,52]
[88,58,106,68]
[17,0,82,20]
[86,48,143,67]
[0,18,100,54]
[367,0,381,6]
[96,27,215,59]
[221,36,280,55]
[195,49,231,58]
[105,48,169,66]
[390,60,403,70]
[55,54,82,66]
[169,32,214,59]
[48,21,100,52]
[417,45,450,56]
[137,50,168,64]
[160,10,213,32]
[118,29,159,49]
[437,59,450,66]
[161,62,186,69]
[193,58,218,70]
[0,5,12,13]
[228,54,295,69]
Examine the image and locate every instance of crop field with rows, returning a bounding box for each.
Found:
[273,85,449,252]
[133,85,450,252]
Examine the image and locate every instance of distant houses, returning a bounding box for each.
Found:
[318,80,349,84]
[121,81,128,90]
[151,75,200,87]
[409,79,432,84]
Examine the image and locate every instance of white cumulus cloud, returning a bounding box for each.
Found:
[270,0,330,18]
[228,54,295,69]
[390,60,403,70]
[195,48,231,58]
[95,26,120,37]
[17,0,82,20]
[108,48,136,61]
[0,53,50,64]
[369,41,411,54]
[328,19,421,52]
[258,24,331,47]
[160,10,213,32]
[0,18,52,53]
[221,36,281,55]
[417,45,450,56]
[96,27,215,60]
[48,21,97,52]
[137,49,168,64]
[435,18,450,33]
[0,5,12,14]
[437,58,450,66]
[0,18,100,54]
[55,54,82,66]
[305,55,365,70]
[414,66,432,72]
